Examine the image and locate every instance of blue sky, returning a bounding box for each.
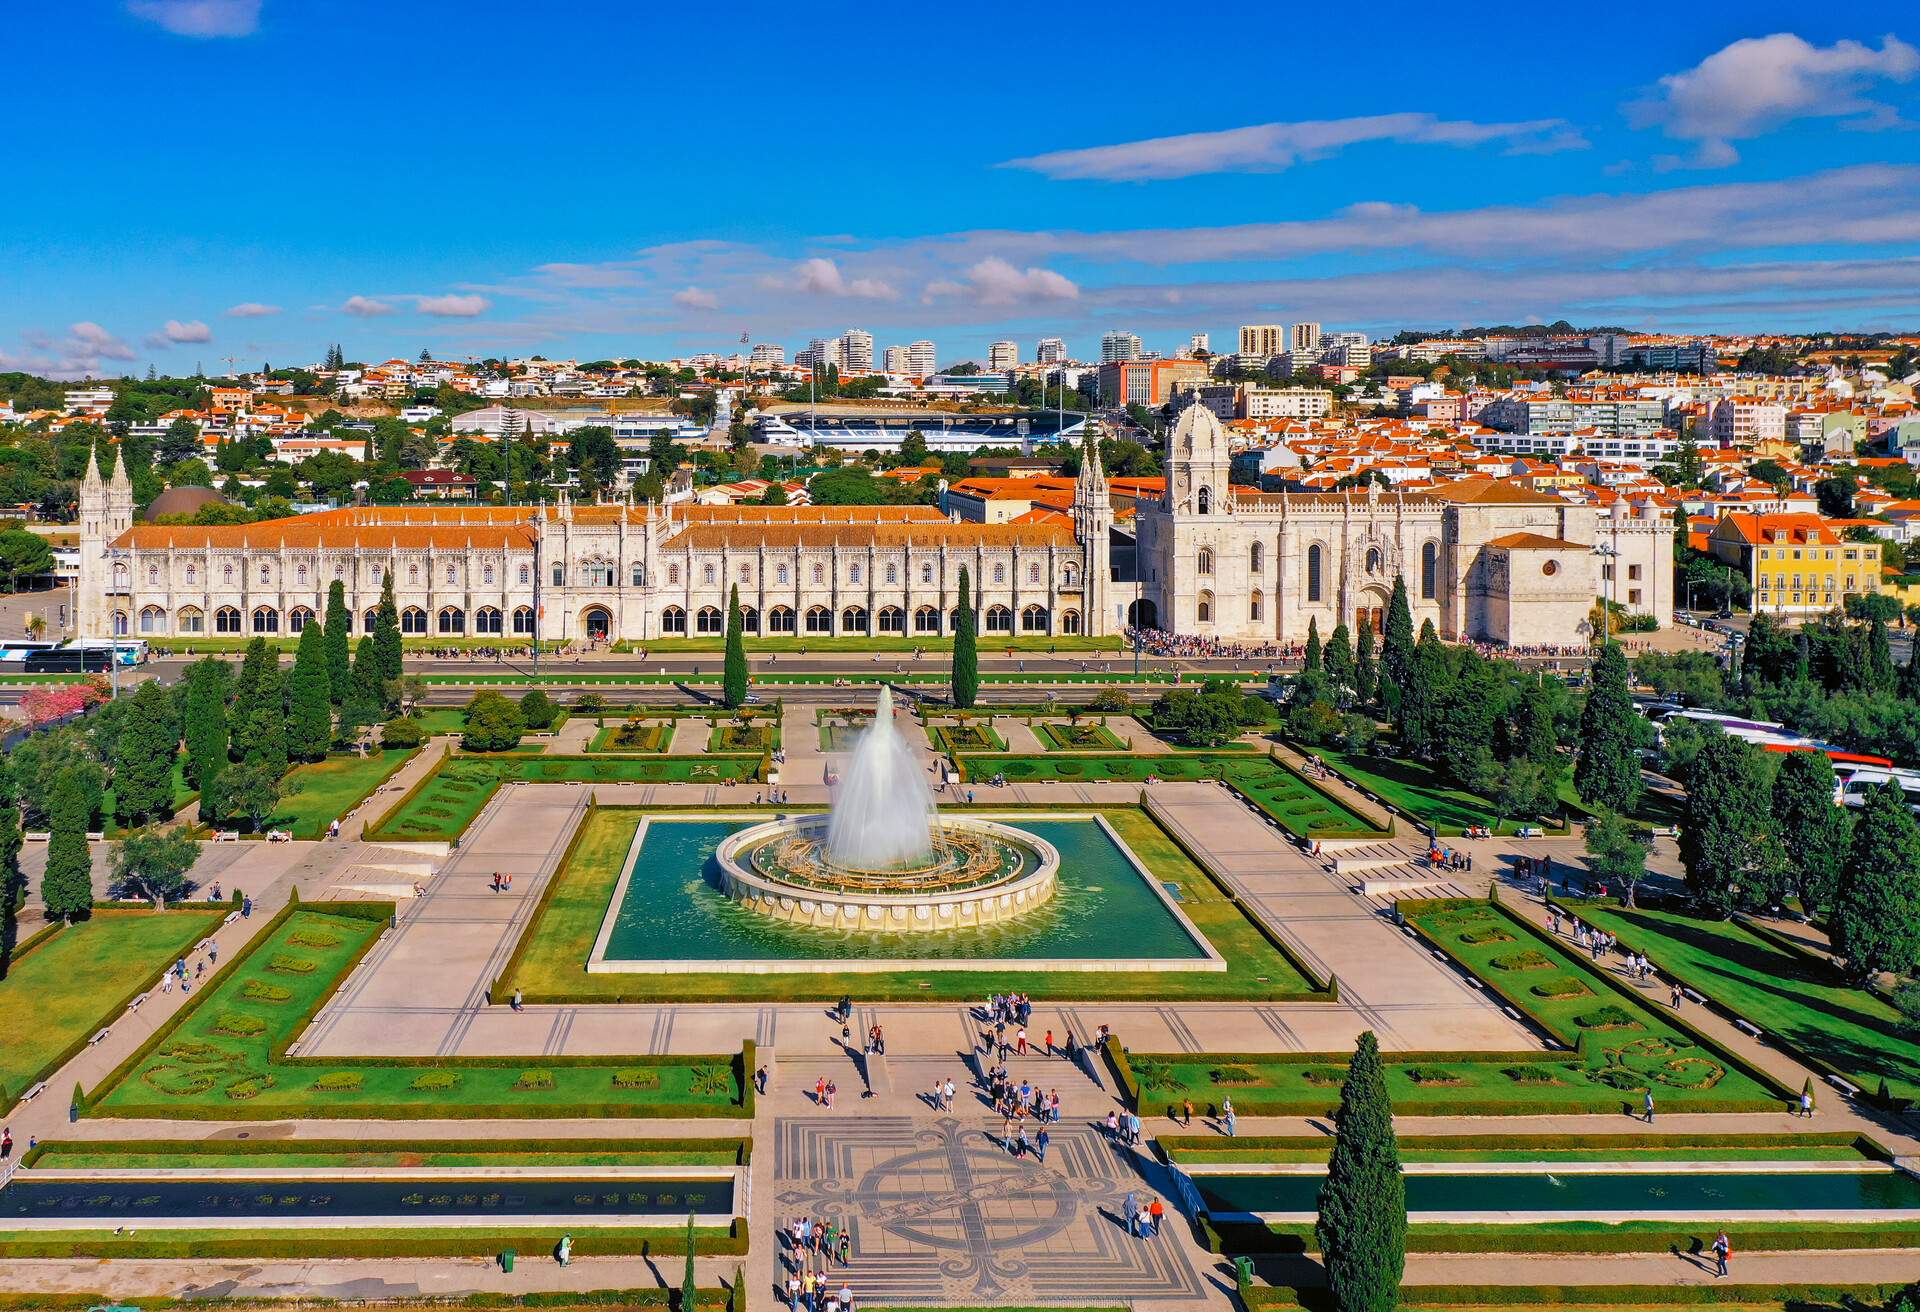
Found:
[4,1,1920,377]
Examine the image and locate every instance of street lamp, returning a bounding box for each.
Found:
[1592,544,1620,646]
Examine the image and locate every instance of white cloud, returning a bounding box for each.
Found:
[225,301,280,317]
[69,322,136,361]
[147,319,212,346]
[1002,113,1587,181]
[763,257,899,301]
[0,323,138,380]
[923,258,1079,306]
[671,287,720,310]
[126,0,260,38]
[342,295,394,317]
[415,293,489,318]
[1631,32,1920,168]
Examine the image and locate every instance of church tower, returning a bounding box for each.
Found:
[1071,427,1112,633]
[1164,401,1231,518]
[77,445,133,638]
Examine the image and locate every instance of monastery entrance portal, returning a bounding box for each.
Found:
[582,606,612,642]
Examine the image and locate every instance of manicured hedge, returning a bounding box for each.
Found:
[1239,1283,1907,1310]
[1160,1129,1888,1161]
[0,1220,747,1261]
[1212,1213,1920,1256]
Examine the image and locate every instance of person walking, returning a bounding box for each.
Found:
[787,1273,802,1312]
[1182,1097,1194,1128]
[1644,1090,1655,1124]
[1148,1196,1165,1238]
[1670,983,1683,1009]
[1799,1087,1814,1119]
[1036,1127,1050,1163]
[1,1126,11,1160]
[556,1234,573,1266]
[1221,1096,1236,1137]
[1123,1190,1140,1237]
[1712,1230,1731,1278]
[944,1077,956,1111]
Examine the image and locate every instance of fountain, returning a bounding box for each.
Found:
[713,688,1060,933]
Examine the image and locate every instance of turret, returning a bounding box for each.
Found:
[1072,426,1113,633]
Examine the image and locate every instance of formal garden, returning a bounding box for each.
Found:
[925,719,1009,754]
[1032,719,1128,751]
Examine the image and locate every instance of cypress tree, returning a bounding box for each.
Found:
[1304,617,1323,673]
[287,621,334,763]
[227,638,273,763]
[1380,576,1415,725]
[1573,643,1641,814]
[722,583,748,709]
[1867,615,1895,691]
[323,579,352,706]
[181,657,230,820]
[113,681,180,827]
[681,1213,697,1312]
[952,567,978,709]
[42,766,95,925]
[1399,625,1447,760]
[1832,780,1920,981]
[1772,749,1851,915]
[0,758,22,980]
[1315,1031,1405,1312]
[1679,734,1780,915]
[245,665,288,779]
[1325,621,1354,692]
[1353,624,1376,705]
[373,571,404,694]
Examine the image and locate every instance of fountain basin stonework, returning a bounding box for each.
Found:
[714,687,1061,932]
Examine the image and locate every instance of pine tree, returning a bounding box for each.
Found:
[287,621,333,763]
[952,568,979,709]
[1354,624,1377,705]
[0,758,23,980]
[722,583,748,709]
[182,657,230,820]
[1304,617,1323,673]
[113,682,180,827]
[681,1213,698,1312]
[373,572,404,700]
[1398,625,1447,760]
[323,580,352,706]
[42,767,95,925]
[245,665,288,779]
[1679,734,1781,915]
[1832,780,1920,981]
[1315,1031,1405,1312]
[1573,643,1641,813]
[227,638,274,763]
[1772,749,1851,915]
[1380,576,1415,726]
[1325,622,1354,692]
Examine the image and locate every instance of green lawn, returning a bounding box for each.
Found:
[366,753,764,841]
[927,721,1009,754]
[86,904,746,1119]
[615,635,1125,654]
[273,748,417,838]
[1159,1131,1879,1166]
[0,1227,743,1264]
[1397,899,1781,1110]
[1033,720,1127,751]
[408,707,468,735]
[1220,1215,1920,1259]
[1574,903,1920,1105]
[0,907,225,1106]
[1319,749,1562,835]
[499,805,1323,1003]
[588,721,674,752]
[708,720,776,753]
[28,1136,747,1169]
[955,753,1386,840]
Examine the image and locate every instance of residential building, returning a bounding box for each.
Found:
[881,345,912,374]
[1100,331,1143,364]
[988,340,1019,370]
[838,329,873,373]
[749,343,785,368]
[1290,322,1322,355]
[1189,332,1211,356]
[1035,337,1067,364]
[907,340,937,377]
[1708,511,1887,615]
[1243,387,1334,420]
[1481,396,1666,439]
[1097,358,1208,407]
[1238,325,1285,359]
[1709,397,1787,448]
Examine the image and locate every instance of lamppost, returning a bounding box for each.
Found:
[1592,544,1620,647]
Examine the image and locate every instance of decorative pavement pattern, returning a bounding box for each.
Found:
[773,1116,1204,1302]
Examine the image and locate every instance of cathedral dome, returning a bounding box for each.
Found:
[139,486,230,522]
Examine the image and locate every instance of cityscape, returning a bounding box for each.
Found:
[4,5,1920,1312]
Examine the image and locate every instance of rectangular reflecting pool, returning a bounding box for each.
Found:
[1196,1167,1920,1218]
[593,816,1218,970]
[0,1174,735,1224]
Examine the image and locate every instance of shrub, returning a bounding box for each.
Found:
[514,1070,556,1091]
[381,717,427,750]
[1490,950,1553,971]
[241,980,293,1002]
[267,955,317,974]
[613,1069,662,1091]
[1502,1065,1567,1085]
[1530,977,1593,1000]
[212,1013,267,1038]
[1403,1066,1466,1086]
[410,1070,461,1091]
[689,1065,734,1098]
[224,1073,275,1100]
[1459,928,1515,945]
[1131,1058,1180,1093]
[1301,1067,1347,1086]
[1210,1065,1263,1086]
[1576,1005,1643,1031]
[313,1072,363,1091]
[289,929,342,949]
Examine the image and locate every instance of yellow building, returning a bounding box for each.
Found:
[1708,512,1886,614]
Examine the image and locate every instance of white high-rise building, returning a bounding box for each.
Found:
[839,329,873,373]
[1100,331,1142,363]
[988,340,1019,370]
[907,340,937,376]
[750,343,785,368]
[1189,332,1211,356]
[1290,322,1322,354]
[1238,325,1285,358]
[1035,337,1067,364]
[798,336,844,372]
[1323,332,1370,369]
[882,345,912,374]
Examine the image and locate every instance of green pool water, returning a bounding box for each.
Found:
[600,818,1209,963]
[1196,1168,1920,1216]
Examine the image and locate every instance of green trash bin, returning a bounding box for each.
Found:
[500,1250,515,1273]
[1234,1255,1254,1287]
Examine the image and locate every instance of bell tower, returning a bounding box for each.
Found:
[1164,401,1231,518]
[1071,427,1112,633]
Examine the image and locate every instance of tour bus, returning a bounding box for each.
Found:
[0,639,61,663]
[69,638,147,666]
[1837,766,1920,813]
[22,646,112,674]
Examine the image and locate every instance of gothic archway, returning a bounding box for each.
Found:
[1127,598,1158,629]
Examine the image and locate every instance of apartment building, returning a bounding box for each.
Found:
[881,345,911,374]
[839,329,874,373]
[1238,325,1286,358]
[1481,396,1666,439]
[907,341,937,376]
[1290,322,1322,354]
[988,340,1019,370]
[1101,331,1143,363]
[1035,337,1068,364]
[1243,386,1334,419]
[1097,358,1207,406]
[1709,397,1788,448]
[749,343,786,368]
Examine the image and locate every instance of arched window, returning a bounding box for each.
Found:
[437,606,465,635]
[739,605,759,634]
[1421,541,1438,600]
[185,564,196,585]
[1028,562,1041,584]
[408,564,419,584]
[1250,590,1264,622]
[1197,590,1214,623]
[475,607,503,635]
[295,564,307,586]
[519,564,531,586]
[1365,546,1382,574]
[661,606,687,634]
[252,606,279,634]
[112,610,128,636]
[631,562,645,586]
[849,563,862,585]
[1198,547,1214,575]
[920,563,934,584]
[583,560,614,587]
[695,606,723,634]
[667,565,680,585]
[288,606,315,633]
[841,605,868,633]
[877,606,905,633]
[139,605,166,634]
[739,564,753,584]
[992,563,1006,584]
[178,606,204,634]
[372,566,383,584]
[483,564,494,585]
[1198,486,1212,515]
[885,563,898,585]
[1063,563,1078,587]
[215,605,242,634]
[811,563,824,585]
[1251,542,1264,572]
[401,606,427,634]
[702,563,716,585]
[768,605,795,634]
[334,564,344,579]
[949,608,966,631]
[512,606,535,635]
[112,562,128,589]
[146,564,159,586]
[804,605,832,634]
[1021,604,1048,632]
[445,562,457,584]
[1307,544,1323,602]
[362,608,378,632]
[1061,609,1082,635]
[258,562,270,584]
[985,604,1012,632]
[913,605,940,633]
[222,564,234,584]
[777,564,790,585]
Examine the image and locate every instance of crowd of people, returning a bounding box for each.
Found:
[783,1218,856,1312]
